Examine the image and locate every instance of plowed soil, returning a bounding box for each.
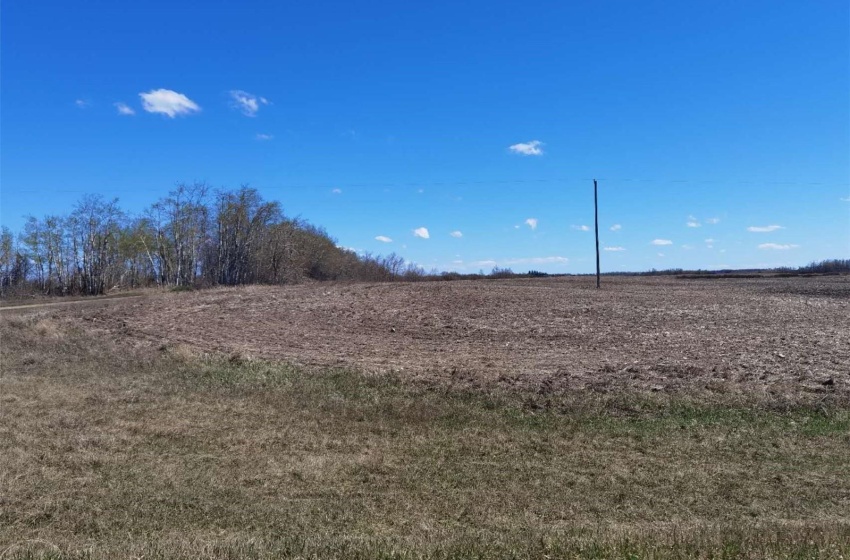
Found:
[68,275,850,401]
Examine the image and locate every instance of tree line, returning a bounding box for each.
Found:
[0,183,427,297]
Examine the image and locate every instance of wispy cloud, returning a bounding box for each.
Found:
[604,246,626,252]
[413,227,430,239]
[758,243,799,250]
[114,102,135,115]
[840,196,850,202]
[705,217,721,224]
[139,89,200,117]
[651,239,673,246]
[508,140,543,156]
[686,215,701,228]
[524,218,538,230]
[610,224,622,231]
[229,90,269,117]
[331,188,342,194]
[704,238,715,244]
[657,253,665,257]
[375,235,392,243]
[450,231,463,238]
[571,224,590,232]
[472,256,568,267]
[504,256,568,265]
[256,133,273,141]
[747,225,784,232]
[75,99,90,108]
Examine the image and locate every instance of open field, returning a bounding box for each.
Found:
[2,276,849,558]
[65,275,850,404]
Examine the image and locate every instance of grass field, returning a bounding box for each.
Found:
[1,277,849,558]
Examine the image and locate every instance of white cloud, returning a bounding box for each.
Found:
[840,196,850,202]
[524,218,538,230]
[657,253,665,257]
[468,256,568,268]
[687,215,701,228]
[610,224,622,231]
[682,244,694,250]
[450,230,463,238]
[571,224,590,232]
[758,243,799,250]
[75,99,90,108]
[256,133,273,141]
[508,140,543,156]
[604,246,626,252]
[114,102,135,115]
[375,236,392,243]
[747,225,784,233]
[413,227,430,239]
[139,89,200,117]
[331,188,342,194]
[651,239,673,246]
[503,256,568,265]
[705,217,721,224]
[704,238,715,244]
[229,90,269,117]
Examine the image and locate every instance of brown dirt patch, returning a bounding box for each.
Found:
[62,276,850,402]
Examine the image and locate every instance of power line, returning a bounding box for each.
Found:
[4,177,848,195]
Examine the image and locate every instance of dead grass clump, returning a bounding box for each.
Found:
[160,342,202,363]
[32,319,63,340]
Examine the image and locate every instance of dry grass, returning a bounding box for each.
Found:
[1,306,849,559]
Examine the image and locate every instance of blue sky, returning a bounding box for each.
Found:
[1,0,848,273]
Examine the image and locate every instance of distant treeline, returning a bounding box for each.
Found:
[797,259,850,274]
[0,183,433,297]
[608,259,850,278]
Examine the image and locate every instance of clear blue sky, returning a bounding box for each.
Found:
[2,0,848,273]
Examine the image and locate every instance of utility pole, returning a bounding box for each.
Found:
[594,179,600,288]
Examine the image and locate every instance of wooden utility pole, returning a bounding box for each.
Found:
[594,179,600,288]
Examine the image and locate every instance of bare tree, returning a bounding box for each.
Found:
[20,215,71,294]
[148,183,210,287]
[69,195,125,295]
[210,186,282,285]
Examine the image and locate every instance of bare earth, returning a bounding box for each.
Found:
[59,275,850,402]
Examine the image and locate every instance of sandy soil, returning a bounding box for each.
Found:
[65,275,850,400]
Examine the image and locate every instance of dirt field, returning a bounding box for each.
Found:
[65,275,850,403]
